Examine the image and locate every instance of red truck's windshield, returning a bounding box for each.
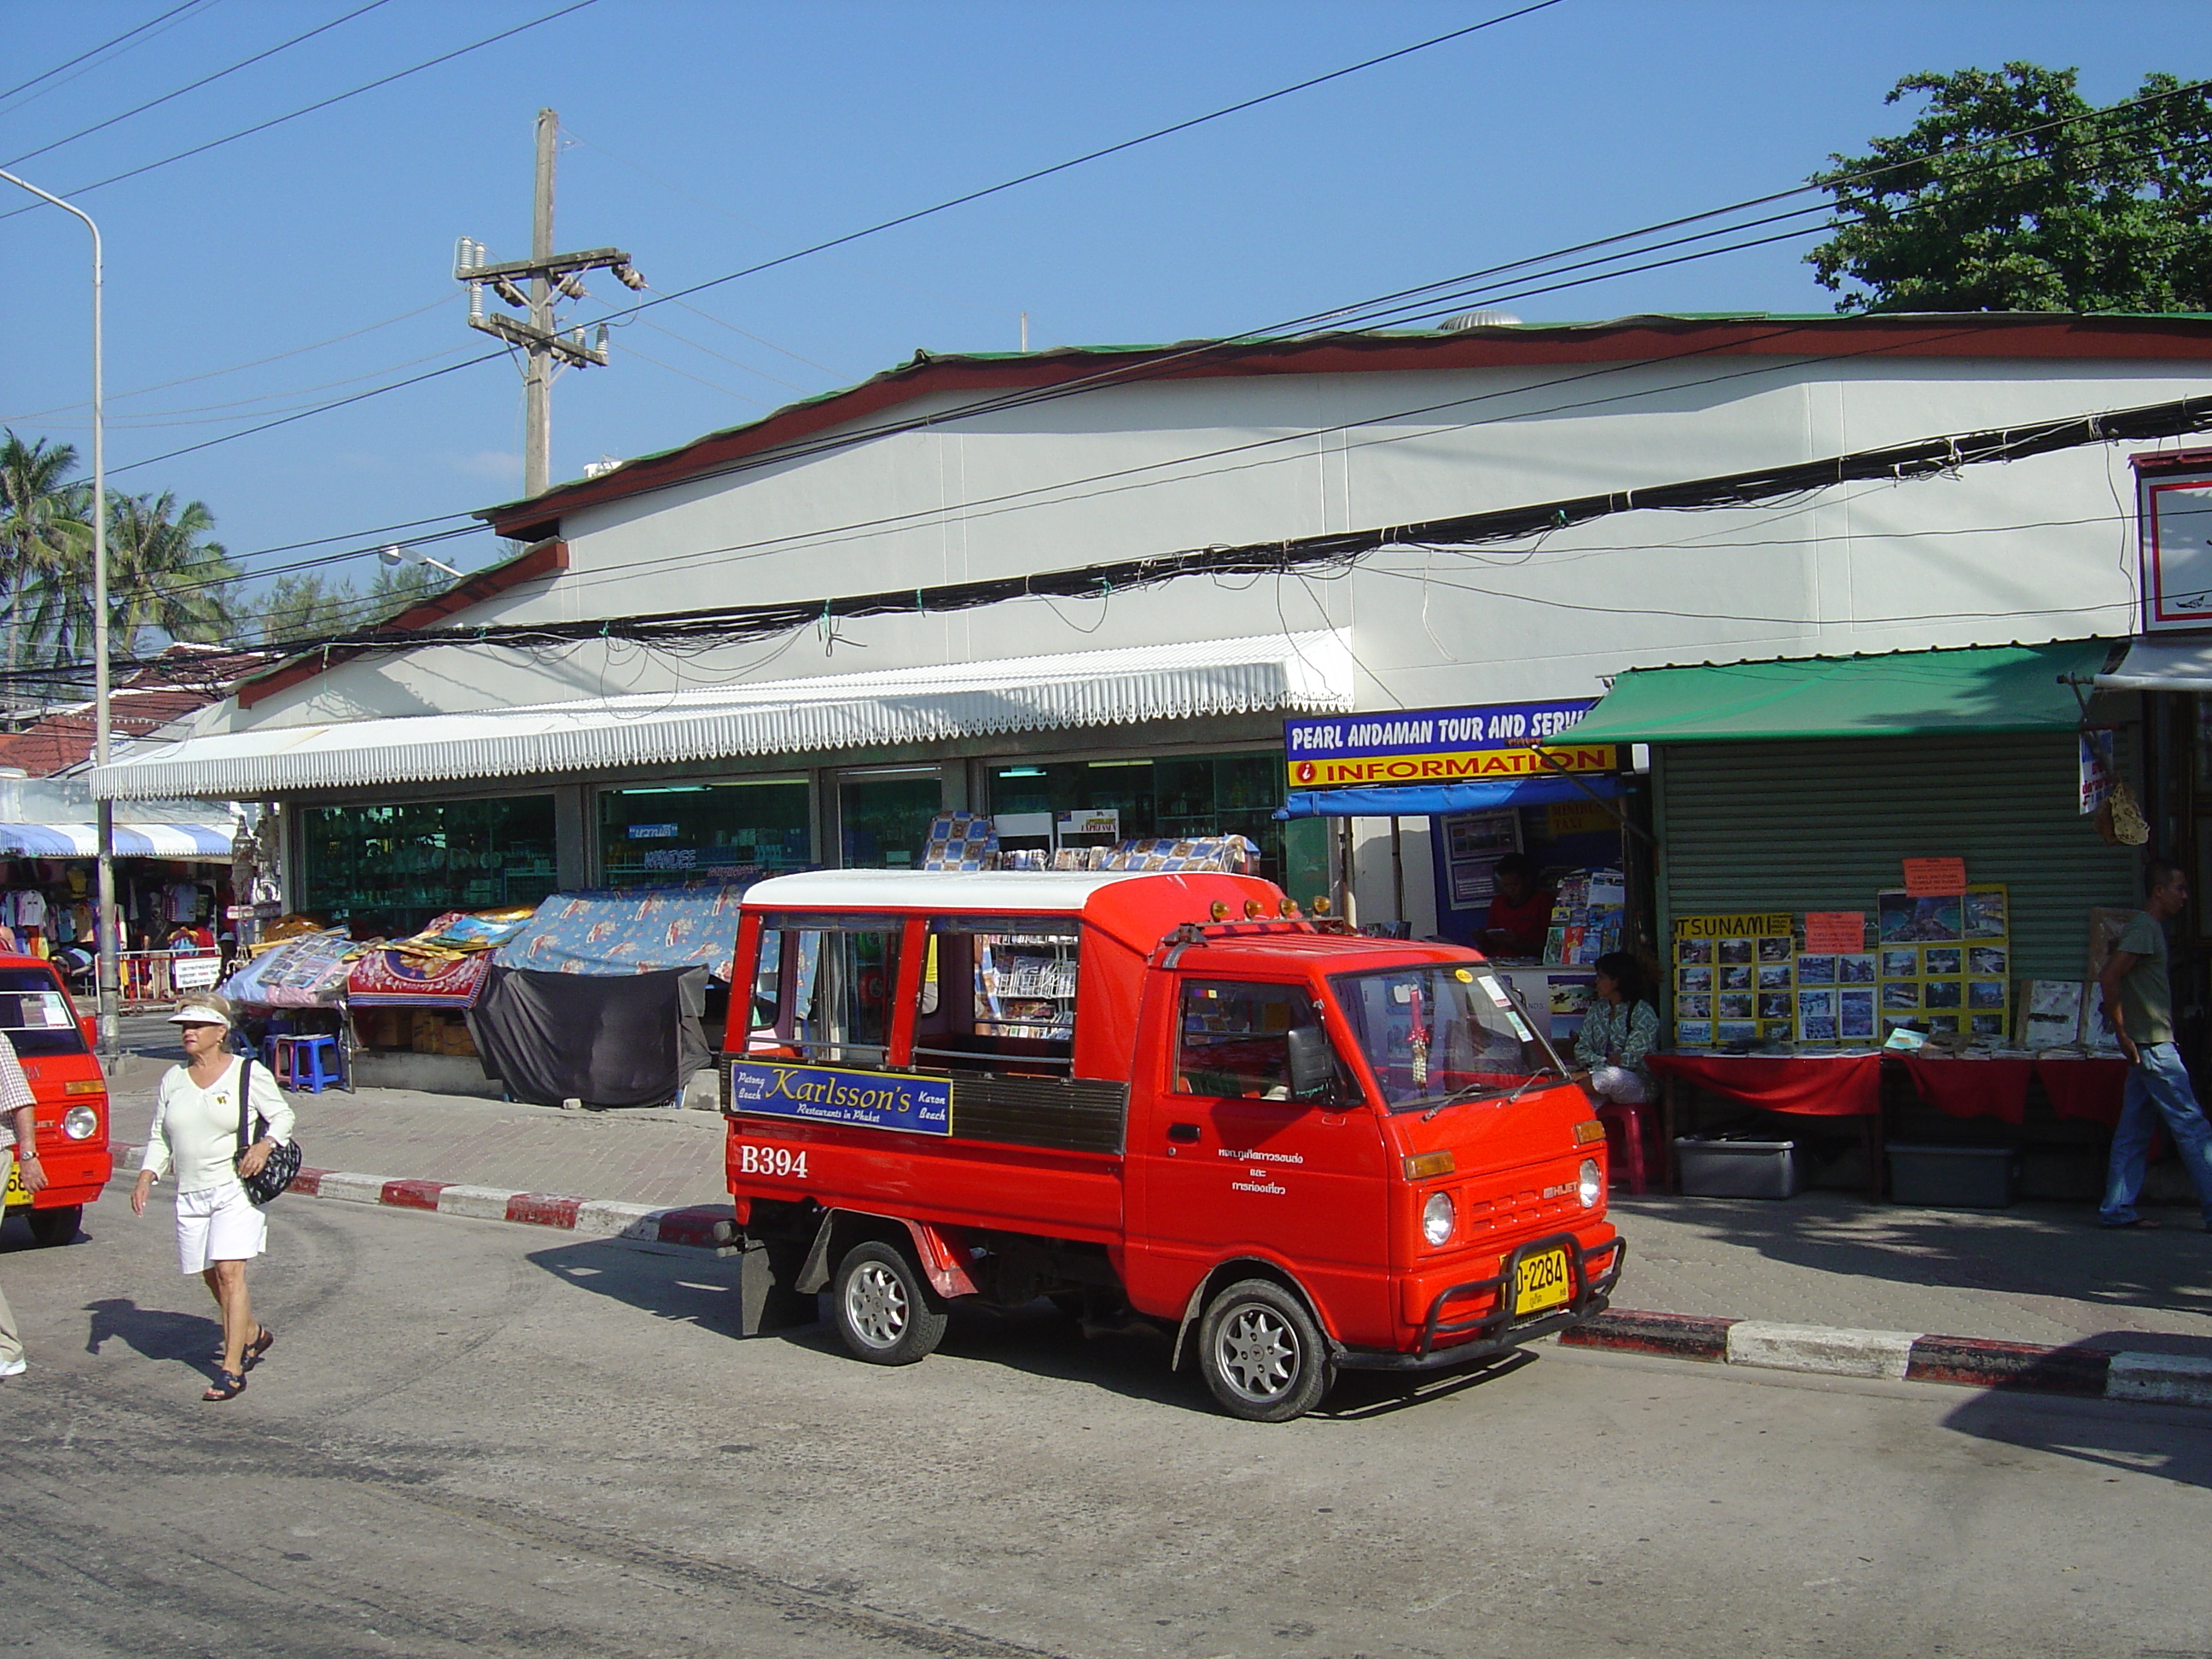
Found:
[1330,963,1563,1112]
[0,969,87,1058]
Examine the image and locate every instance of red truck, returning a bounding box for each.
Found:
[721,870,1621,1421]
[0,955,114,1248]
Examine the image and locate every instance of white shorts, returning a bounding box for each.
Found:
[174,1183,266,1274]
[1588,1065,1649,1105]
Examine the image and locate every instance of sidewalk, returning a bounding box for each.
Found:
[102,1061,730,1213]
[96,1065,2212,1355]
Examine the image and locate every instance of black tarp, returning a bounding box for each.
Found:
[468,965,710,1108]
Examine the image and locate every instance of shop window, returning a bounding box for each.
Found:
[599,780,809,888]
[839,771,943,868]
[987,750,1285,880]
[912,914,1080,1073]
[1174,979,1319,1098]
[300,796,556,938]
[749,918,901,1066]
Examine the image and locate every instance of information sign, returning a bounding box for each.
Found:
[1901,858,1968,896]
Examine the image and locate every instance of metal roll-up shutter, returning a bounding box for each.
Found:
[1654,732,2139,980]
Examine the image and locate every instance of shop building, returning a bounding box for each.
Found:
[86,314,2212,940]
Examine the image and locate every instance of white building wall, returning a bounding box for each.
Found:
[219,349,2173,740]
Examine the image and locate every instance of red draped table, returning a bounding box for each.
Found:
[1651,1051,2134,1199]
[1648,1052,1886,1197]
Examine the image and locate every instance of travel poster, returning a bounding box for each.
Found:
[1674,913,1794,1049]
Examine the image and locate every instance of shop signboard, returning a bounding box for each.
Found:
[1283,700,1611,789]
[2137,466,2212,633]
[729,1060,952,1136]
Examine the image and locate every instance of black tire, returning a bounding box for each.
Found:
[1197,1277,1334,1422]
[830,1239,948,1366]
[26,1204,81,1248]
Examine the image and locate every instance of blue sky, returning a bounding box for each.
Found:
[1,0,2203,607]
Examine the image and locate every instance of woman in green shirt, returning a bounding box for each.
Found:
[1575,952,1660,1106]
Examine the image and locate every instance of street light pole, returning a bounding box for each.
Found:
[2,167,116,1055]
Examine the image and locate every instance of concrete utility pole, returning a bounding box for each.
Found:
[0,166,116,1054]
[457,108,646,497]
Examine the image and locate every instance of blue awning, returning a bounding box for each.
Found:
[1274,773,1621,819]
[0,823,233,857]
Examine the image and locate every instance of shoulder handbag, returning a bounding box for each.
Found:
[232,1057,303,1207]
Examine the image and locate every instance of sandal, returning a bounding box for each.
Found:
[202,1369,247,1402]
[243,1326,275,1371]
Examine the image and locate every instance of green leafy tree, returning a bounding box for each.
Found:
[256,572,359,644]
[1808,65,2212,312]
[249,556,453,648]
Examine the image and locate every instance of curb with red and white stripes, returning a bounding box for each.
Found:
[1561,1309,2212,1410]
[114,1144,736,1253]
[112,1146,2212,1409]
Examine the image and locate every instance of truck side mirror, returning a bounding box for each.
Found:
[1284,1025,1335,1102]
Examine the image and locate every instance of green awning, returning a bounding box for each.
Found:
[1567,641,2117,745]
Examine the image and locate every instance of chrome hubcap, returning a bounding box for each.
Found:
[846,1262,909,1348]
[1216,1305,1299,1400]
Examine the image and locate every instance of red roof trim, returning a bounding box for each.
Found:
[482,313,2212,539]
[2130,446,2212,474]
[237,538,568,709]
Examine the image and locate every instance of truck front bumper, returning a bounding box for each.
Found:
[1334,1233,1625,1375]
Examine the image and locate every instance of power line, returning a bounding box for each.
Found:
[0,1,208,111]
[96,3,1558,474]
[73,49,2212,586]
[0,293,456,423]
[0,1,602,224]
[22,381,2189,689]
[2,0,397,171]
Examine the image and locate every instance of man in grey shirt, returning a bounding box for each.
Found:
[2097,859,2212,1229]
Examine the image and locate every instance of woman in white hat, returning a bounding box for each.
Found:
[130,993,294,1401]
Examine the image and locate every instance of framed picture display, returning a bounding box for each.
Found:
[1877,883,2008,1039]
[1674,913,1793,1048]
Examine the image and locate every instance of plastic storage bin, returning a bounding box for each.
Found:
[1674,1135,1802,1199]
[1887,1143,2017,1208]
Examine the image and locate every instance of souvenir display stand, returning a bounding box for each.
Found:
[1659,871,2132,1206]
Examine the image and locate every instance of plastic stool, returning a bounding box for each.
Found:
[1595,1097,1649,1196]
[271,1033,345,1094]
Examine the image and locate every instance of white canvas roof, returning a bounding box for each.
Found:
[90,631,1353,800]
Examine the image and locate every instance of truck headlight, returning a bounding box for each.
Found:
[61,1104,98,1140]
[1421,1189,1456,1246]
[1578,1158,1602,1208]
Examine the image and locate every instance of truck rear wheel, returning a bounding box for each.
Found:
[831,1239,947,1366]
[26,1205,80,1248]
[1197,1278,1334,1422]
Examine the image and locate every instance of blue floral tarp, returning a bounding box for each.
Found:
[496,883,752,979]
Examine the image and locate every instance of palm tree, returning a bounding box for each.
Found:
[0,431,92,697]
[24,488,240,662]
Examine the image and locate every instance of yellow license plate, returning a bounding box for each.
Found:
[3,1161,27,1208]
[1512,1248,1573,1317]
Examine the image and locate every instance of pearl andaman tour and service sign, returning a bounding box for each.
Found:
[1283,700,1612,789]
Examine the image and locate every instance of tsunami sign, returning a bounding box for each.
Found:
[730,1060,952,1136]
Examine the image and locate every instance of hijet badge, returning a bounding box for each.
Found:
[729,1060,952,1136]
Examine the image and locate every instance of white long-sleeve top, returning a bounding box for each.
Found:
[143,1057,294,1195]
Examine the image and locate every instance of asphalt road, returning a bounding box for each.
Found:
[2,1196,2208,1659]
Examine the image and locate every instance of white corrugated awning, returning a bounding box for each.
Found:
[2093,637,2212,691]
[90,631,1354,800]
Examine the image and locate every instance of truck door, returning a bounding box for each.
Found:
[1128,976,1389,1344]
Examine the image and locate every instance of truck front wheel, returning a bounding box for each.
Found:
[26,1204,81,1248]
[1197,1278,1334,1422]
[831,1239,948,1366]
